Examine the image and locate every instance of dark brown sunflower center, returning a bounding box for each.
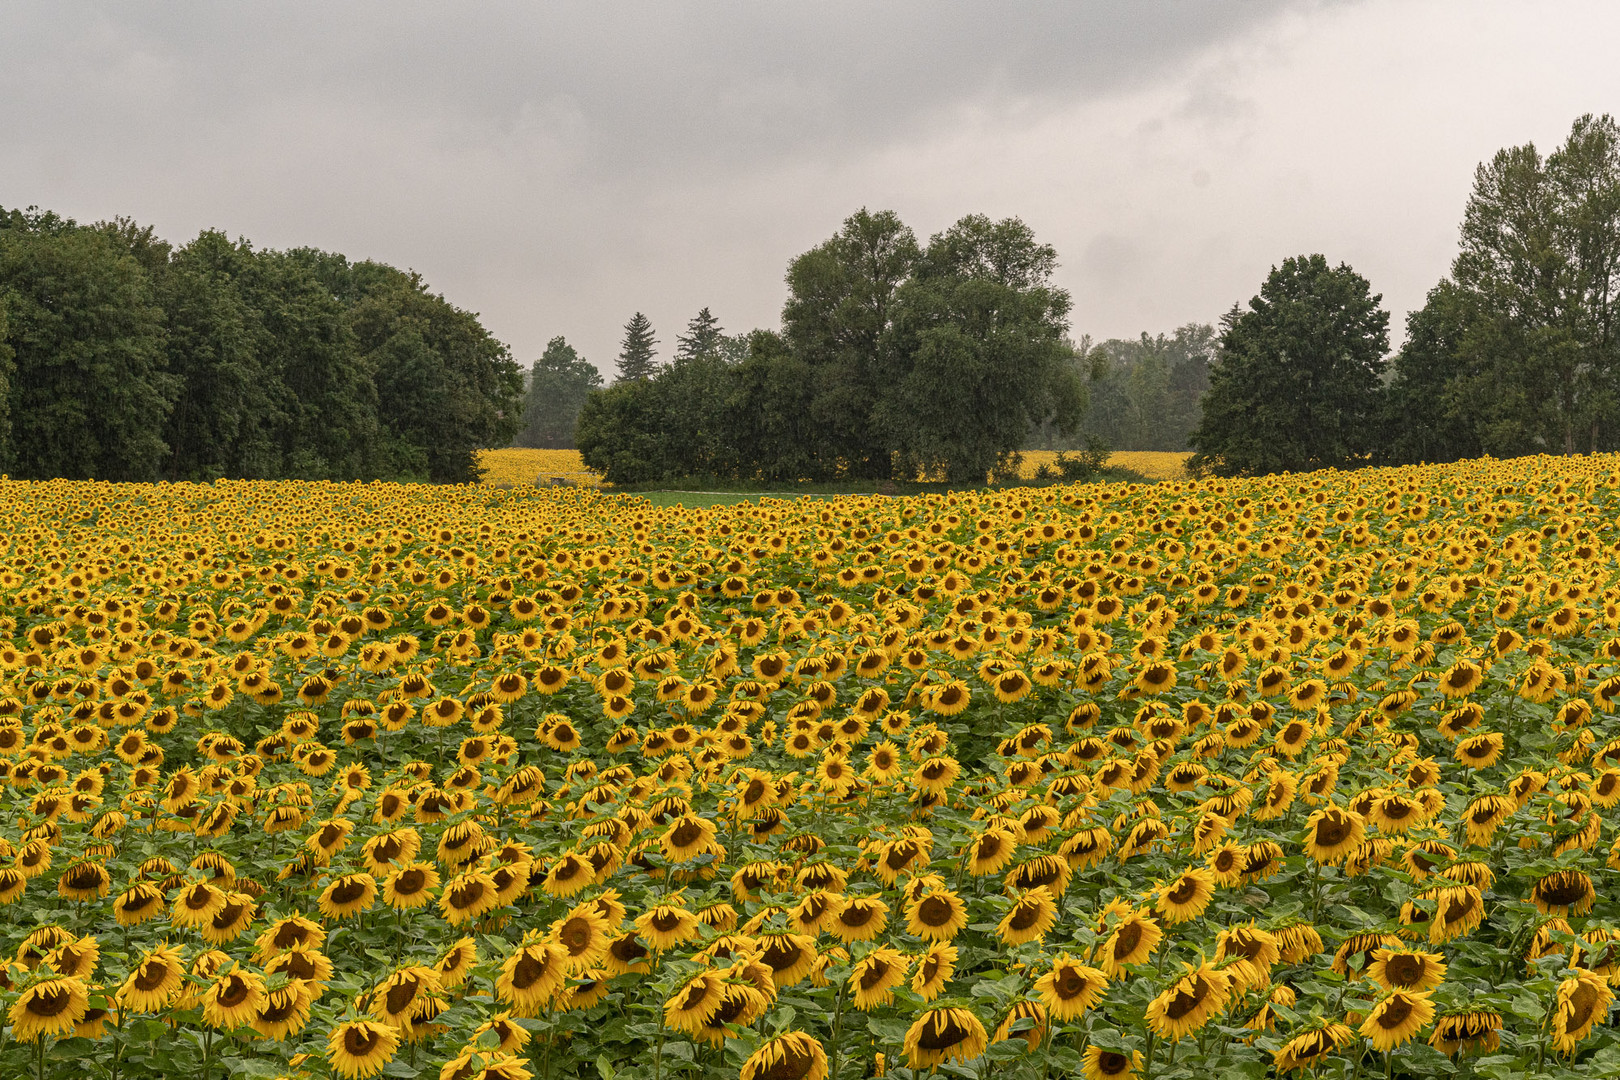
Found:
[26,987,73,1017]
[1385,954,1425,986]
[1113,922,1143,960]
[668,821,704,848]
[1054,968,1087,998]
[134,961,172,991]
[1376,996,1415,1029]
[859,962,892,990]
[449,882,486,907]
[840,905,875,927]
[918,896,955,926]
[917,1014,971,1050]
[1165,978,1209,1021]
[217,978,251,1008]
[1008,902,1044,931]
[330,880,367,905]
[1096,1051,1130,1076]
[1538,875,1591,906]
[510,953,551,990]
[1314,818,1349,846]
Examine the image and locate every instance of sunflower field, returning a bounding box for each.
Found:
[6,456,1620,1080]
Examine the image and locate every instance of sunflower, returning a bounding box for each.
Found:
[1154,868,1215,924]
[1145,961,1232,1041]
[998,887,1058,947]
[1212,924,1280,991]
[1551,968,1613,1055]
[370,964,443,1030]
[8,976,89,1041]
[318,873,378,921]
[693,982,770,1044]
[495,941,564,1016]
[848,947,909,1010]
[1302,806,1366,865]
[1454,732,1504,769]
[327,1019,401,1079]
[439,870,501,925]
[435,936,479,989]
[57,860,111,901]
[1273,1022,1355,1073]
[1437,659,1483,697]
[472,1012,532,1054]
[756,933,818,987]
[202,965,265,1030]
[739,1032,828,1080]
[542,853,594,897]
[968,827,1018,876]
[660,813,720,863]
[664,971,725,1033]
[1081,1046,1141,1080]
[170,881,227,928]
[1429,1010,1503,1057]
[0,867,26,904]
[635,904,702,951]
[117,944,186,1012]
[549,904,611,971]
[250,979,314,1040]
[831,897,889,943]
[1430,884,1485,945]
[1360,988,1435,1051]
[1366,947,1446,993]
[44,935,99,979]
[992,1000,1049,1049]
[1036,956,1109,1020]
[264,945,334,992]
[905,888,968,942]
[1098,911,1163,975]
[904,1006,989,1068]
[254,915,326,963]
[382,862,440,910]
[912,942,957,1001]
[200,891,257,945]
[1531,869,1597,916]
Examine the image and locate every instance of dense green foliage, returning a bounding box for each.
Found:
[1070,325,1213,452]
[614,312,660,383]
[578,210,1085,485]
[1189,255,1390,477]
[514,336,602,449]
[0,205,523,482]
[1385,114,1620,461]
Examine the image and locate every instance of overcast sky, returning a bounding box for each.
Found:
[5,1,1618,373]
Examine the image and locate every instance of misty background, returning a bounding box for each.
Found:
[5,0,1619,375]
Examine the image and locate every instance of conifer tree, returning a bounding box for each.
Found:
[615,312,659,382]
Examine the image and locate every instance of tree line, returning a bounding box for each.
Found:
[0,206,523,483]
[574,211,1086,485]
[1191,113,1620,476]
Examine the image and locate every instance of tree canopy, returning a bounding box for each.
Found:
[0,203,522,482]
[579,210,1084,485]
[615,312,659,383]
[1188,254,1389,477]
[516,337,602,449]
[1385,114,1620,461]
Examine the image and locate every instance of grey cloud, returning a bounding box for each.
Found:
[3,0,1398,370]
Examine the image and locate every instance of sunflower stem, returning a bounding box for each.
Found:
[653,1012,665,1080]
[200,1027,214,1080]
[1143,1031,1155,1079]
[827,979,850,1080]
[1310,859,1324,924]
